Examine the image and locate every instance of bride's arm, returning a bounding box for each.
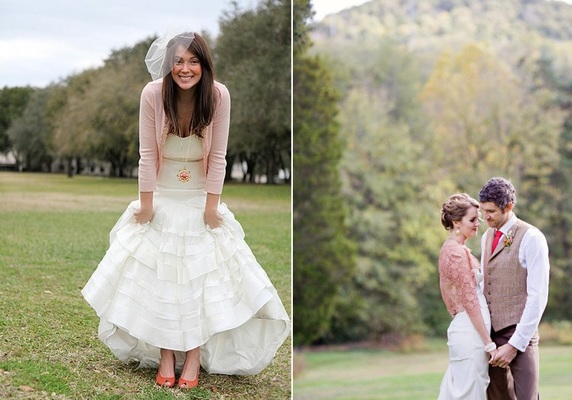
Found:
[447,249,495,351]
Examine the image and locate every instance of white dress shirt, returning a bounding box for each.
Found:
[480,213,550,352]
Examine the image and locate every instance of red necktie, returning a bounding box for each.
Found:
[492,230,503,252]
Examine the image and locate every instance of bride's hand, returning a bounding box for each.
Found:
[134,206,154,224]
[490,343,517,368]
[204,206,223,229]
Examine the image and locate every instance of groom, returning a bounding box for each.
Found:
[478,177,550,400]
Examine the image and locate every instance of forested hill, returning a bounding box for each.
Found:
[311,0,572,75]
[295,0,572,345]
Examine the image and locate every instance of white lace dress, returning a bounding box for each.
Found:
[81,134,290,375]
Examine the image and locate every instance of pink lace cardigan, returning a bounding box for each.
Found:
[137,79,231,195]
[438,241,481,320]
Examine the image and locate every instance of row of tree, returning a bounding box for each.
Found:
[294,0,572,345]
[0,0,290,184]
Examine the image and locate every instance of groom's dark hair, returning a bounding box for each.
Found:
[479,177,517,211]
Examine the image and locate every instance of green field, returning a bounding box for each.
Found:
[293,340,572,399]
[0,172,291,399]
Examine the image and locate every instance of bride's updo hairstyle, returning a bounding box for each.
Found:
[441,193,480,231]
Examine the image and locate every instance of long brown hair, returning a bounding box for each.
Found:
[162,32,215,137]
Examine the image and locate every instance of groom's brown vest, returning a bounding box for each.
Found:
[483,220,531,332]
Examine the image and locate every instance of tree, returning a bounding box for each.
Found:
[532,54,572,321]
[0,86,34,154]
[7,88,54,171]
[293,0,314,55]
[293,0,355,345]
[331,40,449,342]
[49,69,100,175]
[88,40,151,177]
[49,39,152,176]
[217,0,291,183]
[420,43,562,191]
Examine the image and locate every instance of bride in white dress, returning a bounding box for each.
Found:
[81,31,290,389]
[438,194,498,399]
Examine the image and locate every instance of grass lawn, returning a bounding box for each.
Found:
[293,339,572,399]
[0,172,291,399]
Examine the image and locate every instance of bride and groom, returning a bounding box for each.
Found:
[438,177,550,400]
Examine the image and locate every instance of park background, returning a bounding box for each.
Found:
[0,0,290,186]
[0,0,291,399]
[294,0,572,398]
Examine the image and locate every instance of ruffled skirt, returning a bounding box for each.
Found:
[81,189,290,375]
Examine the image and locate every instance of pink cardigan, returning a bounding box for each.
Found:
[137,79,231,195]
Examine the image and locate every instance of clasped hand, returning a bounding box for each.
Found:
[134,207,154,224]
[488,343,517,369]
[204,207,223,229]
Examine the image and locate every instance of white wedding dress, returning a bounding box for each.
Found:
[438,269,491,399]
[81,134,290,375]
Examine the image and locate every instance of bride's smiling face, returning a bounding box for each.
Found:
[454,206,481,239]
[171,45,202,90]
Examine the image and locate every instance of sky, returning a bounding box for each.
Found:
[0,0,377,88]
[0,0,258,88]
[2,0,571,88]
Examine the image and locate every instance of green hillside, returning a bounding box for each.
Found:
[311,0,572,78]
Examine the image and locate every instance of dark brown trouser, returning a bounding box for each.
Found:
[487,325,540,400]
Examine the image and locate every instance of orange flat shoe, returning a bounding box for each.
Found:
[156,372,175,388]
[178,366,199,389]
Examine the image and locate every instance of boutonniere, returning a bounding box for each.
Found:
[504,230,514,250]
